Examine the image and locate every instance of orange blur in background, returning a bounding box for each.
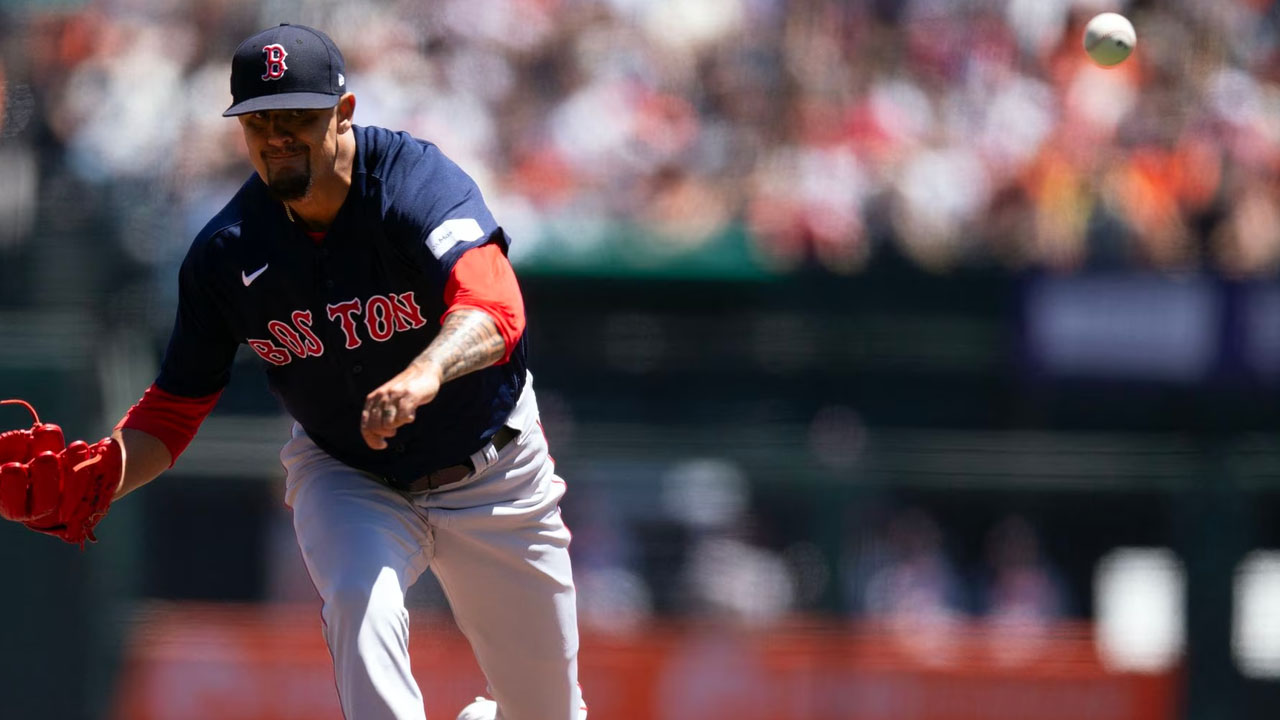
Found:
[111,604,1176,720]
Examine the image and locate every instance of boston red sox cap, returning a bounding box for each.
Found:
[223,23,346,117]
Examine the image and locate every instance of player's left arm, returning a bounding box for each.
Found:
[361,242,523,449]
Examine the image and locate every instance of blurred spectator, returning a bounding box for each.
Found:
[980,513,1068,622]
[851,507,968,663]
[978,513,1070,663]
[567,485,655,633]
[662,459,796,625]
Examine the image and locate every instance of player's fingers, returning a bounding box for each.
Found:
[360,394,399,445]
[361,395,381,428]
[361,418,387,443]
[361,426,391,450]
[361,394,390,433]
[376,402,398,429]
[381,390,417,425]
[362,384,393,415]
[362,385,420,439]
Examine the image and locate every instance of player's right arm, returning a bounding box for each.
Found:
[111,384,224,498]
[111,242,238,497]
[111,428,171,499]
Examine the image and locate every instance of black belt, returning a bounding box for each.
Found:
[401,425,519,493]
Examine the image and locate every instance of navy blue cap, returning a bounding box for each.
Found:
[223,24,346,117]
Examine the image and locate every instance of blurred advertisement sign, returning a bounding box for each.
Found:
[1023,275,1218,383]
[112,604,1176,720]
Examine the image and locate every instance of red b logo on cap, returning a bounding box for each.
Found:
[261,44,288,81]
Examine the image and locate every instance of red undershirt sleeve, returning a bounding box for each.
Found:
[115,384,222,466]
[441,242,526,364]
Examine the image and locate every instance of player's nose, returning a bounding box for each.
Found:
[262,118,296,146]
[265,127,295,146]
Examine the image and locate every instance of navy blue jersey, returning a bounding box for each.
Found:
[158,125,528,484]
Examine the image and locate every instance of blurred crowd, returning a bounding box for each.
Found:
[3,0,1280,283]
[563,457,1071,643]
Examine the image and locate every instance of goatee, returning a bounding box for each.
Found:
[268,171,312,201]
[266,155,312,201]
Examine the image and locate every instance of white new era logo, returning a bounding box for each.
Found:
[242,263,269,286]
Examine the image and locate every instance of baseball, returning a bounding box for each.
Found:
[1083,13,1136,67]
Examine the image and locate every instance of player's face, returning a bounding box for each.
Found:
[238,107,337,200]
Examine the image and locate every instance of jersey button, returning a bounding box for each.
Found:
[351,363,363,375]
[324,279,335,290]
[393,443,406,453]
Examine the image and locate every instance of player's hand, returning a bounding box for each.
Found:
[361,362,442,450]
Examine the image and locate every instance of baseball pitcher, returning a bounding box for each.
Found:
[1,23,586,720]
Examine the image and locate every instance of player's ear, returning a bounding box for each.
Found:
[336,93,356,133]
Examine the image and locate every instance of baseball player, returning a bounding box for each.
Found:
[0,23,585,720]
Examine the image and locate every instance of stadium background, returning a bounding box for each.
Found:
[2,0,1280,718]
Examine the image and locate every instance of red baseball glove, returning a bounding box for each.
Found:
[0,399,122,547]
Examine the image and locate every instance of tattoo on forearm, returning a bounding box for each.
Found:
[414,309,504,383]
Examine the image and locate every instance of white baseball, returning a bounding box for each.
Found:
[1083,13,1137,67]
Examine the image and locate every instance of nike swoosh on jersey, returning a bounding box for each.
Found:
[241,264,269,286]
